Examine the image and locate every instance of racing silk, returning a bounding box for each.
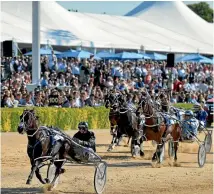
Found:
[196,110,208,127]
[73,131,96,152]
[182,117,199,137]
[197,110,208,122]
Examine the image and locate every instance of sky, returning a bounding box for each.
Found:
[57,1,214,15]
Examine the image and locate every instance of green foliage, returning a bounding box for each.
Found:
[1,104,193,132]
[173,103,193,110]
[188,2,213,23]
[1,107,110,132]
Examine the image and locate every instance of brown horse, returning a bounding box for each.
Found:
[136,95,181,164]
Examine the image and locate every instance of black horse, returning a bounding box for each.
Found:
[104,93,123,151]
[17,109,82,187]
[115,94,140,157]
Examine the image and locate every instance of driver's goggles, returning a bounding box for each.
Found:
[78,127,87,131]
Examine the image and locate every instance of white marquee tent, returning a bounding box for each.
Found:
[125,1,213,46]
[1,1,213,54]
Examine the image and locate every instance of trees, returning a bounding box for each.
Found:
[188,2,213,23]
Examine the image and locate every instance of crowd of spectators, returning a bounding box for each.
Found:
[1,52,213,108]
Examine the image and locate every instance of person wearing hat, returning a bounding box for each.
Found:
[182,110,199,140]
[73,121,96,152]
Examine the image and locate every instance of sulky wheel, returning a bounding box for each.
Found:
[204,133,212,153]
[46,163,60,190]
[168,140,175,158]
[198,144,206,168]
[94,161,107,194]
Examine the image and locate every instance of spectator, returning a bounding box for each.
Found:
[1,55,213,109]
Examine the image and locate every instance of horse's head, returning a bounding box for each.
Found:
[138,94,154,117]
[105,93,119,109]
[104,93,111,108]
[117,93,127,108]
[17,109,39,134]
[158,91,169,112]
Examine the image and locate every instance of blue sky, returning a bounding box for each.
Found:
[57,1,213,15]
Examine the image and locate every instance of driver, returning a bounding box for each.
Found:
[182,110,199,140]
[73,121,96,152]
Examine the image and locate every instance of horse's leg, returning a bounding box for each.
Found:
[26,160,39,184]
[139,139,144,157]
[125,136,131,147]
[35,162,46,184]
[174,142,178,162]
[108,125,118,151]
[107,133,117,151]
[131,137,140,158]
[156,143,165,164]
[49,150,65,187]
[152,152,157,161]
[110,123,114,135]
[116,132,123,146]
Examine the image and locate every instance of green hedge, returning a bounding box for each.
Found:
[1,107,110,132]
[173,103,193,110]
[1,103,193,132]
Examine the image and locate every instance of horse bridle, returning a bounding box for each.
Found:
[106,93,120,110]
[19,110,39,137]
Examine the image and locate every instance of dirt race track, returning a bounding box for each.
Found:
[1,130,213,194]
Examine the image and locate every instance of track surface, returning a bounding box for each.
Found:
[1,130,213,194]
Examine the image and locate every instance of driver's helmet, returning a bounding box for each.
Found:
[78,121,89,131]
[184,110,194,117]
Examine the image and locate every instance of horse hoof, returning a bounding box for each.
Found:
[124,144,129,147]
[60,168,66,174]
[173,161,181,167]
[26,179,31,185]
[140,151,145,157]
[152,158,157,162]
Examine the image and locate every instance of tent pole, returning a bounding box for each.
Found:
[32,1,40,85]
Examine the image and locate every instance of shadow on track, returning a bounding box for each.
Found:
[1,188,43,194]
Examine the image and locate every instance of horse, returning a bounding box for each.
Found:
[104,92,124,151]
[104,92,120,136]
[137,94,181,164]
[115,93,139,157]
[17,109,77,186]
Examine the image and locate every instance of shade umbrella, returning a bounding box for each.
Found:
[113,52,143,60]
[190,58,213,64]
[97,51,115,59]
[176,53,213,64]
[210,56,214,64]
[93,55,102,60]
[24,47,61,56]
[61,50,92,59]
[144,53,167,60]
[137,53,151,60]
